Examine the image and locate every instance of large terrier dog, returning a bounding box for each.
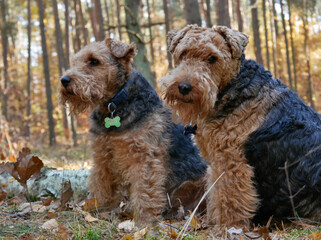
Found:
[59,38,207,224]
[160,25,321,229]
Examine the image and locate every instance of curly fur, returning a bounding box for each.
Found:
[59,38,208,225]
[160,25,321,230]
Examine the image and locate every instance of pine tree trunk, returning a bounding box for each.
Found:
[200,0,212,27]
[77,0,88,46]
[272,0,279,36]
[26,0,32,137]
[163,0,172,69]
[124,0,156,87]
[1,0,9,121]
[93,0,104,40]
[262,0,270,71]
[53,0,70,140]
[250,0,264,65]
[217,0,230,27]
[74,0,82,51]
[116,0,122,40]
[37,0,56,146]
[279,0,292,90]
[103,0,110,37]
[184,0,202,26]
[302,1,315,110]
[146,0,155,62]
[235,0,243,32]
[269,0,277,78]
[286,0,297,91]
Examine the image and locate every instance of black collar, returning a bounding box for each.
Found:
[104,71,137,112]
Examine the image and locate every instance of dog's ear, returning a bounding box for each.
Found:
[167,25,197,55]
[105,38,137,61]
[212,26,248,59]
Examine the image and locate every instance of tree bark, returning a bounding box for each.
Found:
[262,0,270,71]
[116,0,122,40]
[269,0,277,78]
[37,0,56,146]
[94,0,104,40]
[124,0,156,87]
[217,0,230,27]
[1,0,9,121]
[279,0,292,90]
[272,0,279,36]
[26,0,32,137]
[200,0,212,27]
[146,0,155,62]
[65,0,78,147]
[184,0,202,26]
[53,0,69,140]
[77,0,88,46]
[250,0,264,65]
[74,0,82,51]
[163,0,172,69]
[287,0,297,91]
[235,0,243,32]
[302,0,315,110]
[103,0,110,37]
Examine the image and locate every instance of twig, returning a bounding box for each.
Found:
[284,161,296,218]
[177,171,225,240]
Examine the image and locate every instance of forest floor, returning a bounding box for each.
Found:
[1,144,321,240]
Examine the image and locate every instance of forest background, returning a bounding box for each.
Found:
[0,0,320,161]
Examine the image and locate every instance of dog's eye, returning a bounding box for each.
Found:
[89,58,100,67]
[180,51,187,59]
[208,56,217,63]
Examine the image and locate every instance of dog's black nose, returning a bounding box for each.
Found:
[61,76,71,88]
[178,83,192,96]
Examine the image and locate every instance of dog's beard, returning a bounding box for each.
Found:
[164,82,217,125]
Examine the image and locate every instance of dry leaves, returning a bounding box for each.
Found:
[60,180,73,209]
[0,148,43,188]
[57,224,73,240]
[82,198,100,211]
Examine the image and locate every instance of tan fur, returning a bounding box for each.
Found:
[59,38,182,225]
[160,25,283,230]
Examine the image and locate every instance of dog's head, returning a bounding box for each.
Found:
[59,38,136,114]
[159,25,248,124]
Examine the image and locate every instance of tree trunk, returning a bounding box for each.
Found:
[94,0,104,40]
[65,0,78,147]
[279,0,292,90]
[235,0,243,32]
[184,0,202,26]
[1,0,9,121]
[262,0,270,71]
[302,0,315,110]
[250,0,264,65]
[124,0,156,87]
[116,0,122,40]
[272,0,279,36]
[37,0,56,146]
[200,0,212,27]
[217,0,230,27]
[26,0,32,137]
[77,0,88,46]
[53,0,69,140]
[286,0,297,91]
[146,0,154,62]
[269,0,277,78]
[74,0,82,51]
[163,0,172,69]
[103,0,110,37]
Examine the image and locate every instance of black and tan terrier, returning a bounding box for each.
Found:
[59,38,207,224]
[160,25,321,230]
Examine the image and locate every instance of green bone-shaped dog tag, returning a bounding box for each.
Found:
[104,116,121,128]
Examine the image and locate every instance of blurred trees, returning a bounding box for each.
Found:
[0,0,320,147]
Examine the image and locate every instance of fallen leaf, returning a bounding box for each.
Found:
[18,232,35,240]
[57,224,73,240]
[82,198,100,211]
[1,149,43,188]
[9,152,16,162]
[41,219,58,229]
[84,213,99,222]
[227,227,243,239]
[60,180,73,209]
[118,220,136,232]
[41,197,52,206]
[121,234,133,240]
[46,211,58,219]
[189,211,201,230]
[134,227,148,240]
[7,194,26,205]
[0,188,7,200]
[309,232,321,240]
